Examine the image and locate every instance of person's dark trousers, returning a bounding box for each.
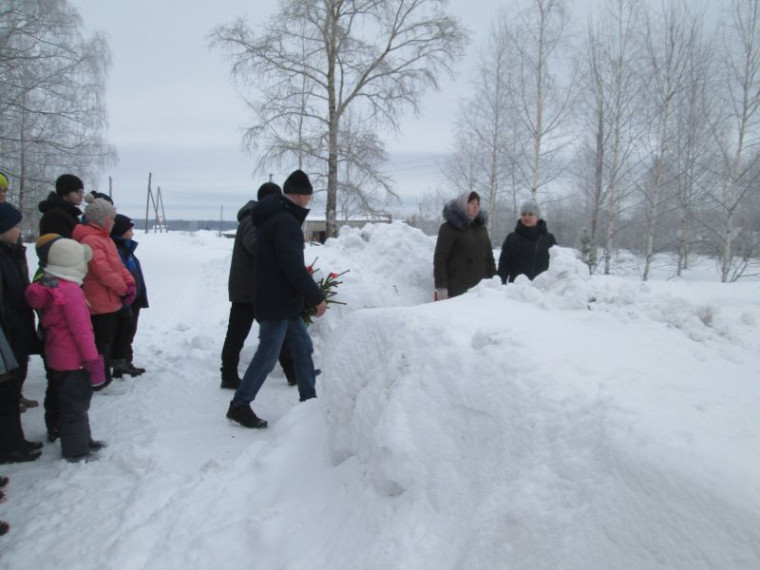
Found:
[91,312,118,387]
[112,305,141,363]
[221,302,255,378]
[43,359,60,438]
[233,317,316,407]
[52,369,92,458]
[0,369,26,457]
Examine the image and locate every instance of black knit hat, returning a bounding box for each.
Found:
[0,202,22,234]
[55,174,84,198]
[89,190,113,204]
[111,214,134,238]
[257,182,282,201]
[283,170,313,195]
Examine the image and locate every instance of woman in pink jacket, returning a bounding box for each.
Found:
[25,236,106,461]
[72,195,136,389]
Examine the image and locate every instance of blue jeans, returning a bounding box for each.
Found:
[232,317,316,406]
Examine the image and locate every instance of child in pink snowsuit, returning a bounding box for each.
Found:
[25,235,106,461]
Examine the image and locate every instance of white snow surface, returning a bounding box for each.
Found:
[2,221,759,569]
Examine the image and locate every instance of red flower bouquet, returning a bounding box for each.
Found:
[303,262,348,325]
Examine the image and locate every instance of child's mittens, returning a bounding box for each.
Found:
[83,356,106,388]
[123,283,137,306]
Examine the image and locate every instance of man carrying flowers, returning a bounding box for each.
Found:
[226,170,326,428]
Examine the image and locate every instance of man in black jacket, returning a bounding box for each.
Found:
[226,170,325,428]
[220,182,282,389]
[38,174,85,238]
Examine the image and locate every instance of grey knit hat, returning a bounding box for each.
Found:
[83,193,117,226]
[520,198,541,218]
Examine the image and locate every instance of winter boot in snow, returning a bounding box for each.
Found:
[226,403,267,429]
[111,359,128,379]
[23,440,43,451]
[0,449,41,464]
[64,451,99,464]
[124,362,146,376]
[220,366,241,390]
[20,395,38,408]
[89,439,107,452]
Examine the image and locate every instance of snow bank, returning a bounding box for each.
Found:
[318,230,760,569]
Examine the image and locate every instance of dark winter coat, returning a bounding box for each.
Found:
[38,192,82,238]
[433,200,496,297]
[251,194,323,321]
[112,237,149,309]
[0,241,39,361]
[498,219,557,283]
[228,200,257,304]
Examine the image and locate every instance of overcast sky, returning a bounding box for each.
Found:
[68,0,600,221]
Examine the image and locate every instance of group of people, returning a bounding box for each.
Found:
[434,191,556,300]
[220,179,555,430]
[3,169,553,456]
[0,171,149,475]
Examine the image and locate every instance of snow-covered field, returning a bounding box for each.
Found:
[1,222,758,569]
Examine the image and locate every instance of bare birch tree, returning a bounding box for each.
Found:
[576,0,643,274]
[672,20,715,276]
[211,0,468,238]
[707,0,760,281]
[505,0,574,200]
[442,12,518,236]
[0,0,114,229]
[639,0,701,280]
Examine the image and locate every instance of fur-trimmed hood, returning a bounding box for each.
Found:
[442,197,488,230]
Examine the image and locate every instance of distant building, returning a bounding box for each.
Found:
[303,214,393,243]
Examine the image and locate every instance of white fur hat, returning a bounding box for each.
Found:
[41,238,92,285]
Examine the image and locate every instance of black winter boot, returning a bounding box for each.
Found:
[220,366,241,390]
[112,359,128,379]
[226,403,267,429]
[113,359,145,378]
[124,362,146,376]
[0,449,41,464]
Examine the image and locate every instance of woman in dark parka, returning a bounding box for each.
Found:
[498,198,556,283]
[433,191,496,300]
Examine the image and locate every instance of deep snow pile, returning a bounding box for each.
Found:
[0,222,757,570]
[321,247,760,568]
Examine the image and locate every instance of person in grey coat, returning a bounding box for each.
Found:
[220,182,284,389]
[433,191,496,300]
